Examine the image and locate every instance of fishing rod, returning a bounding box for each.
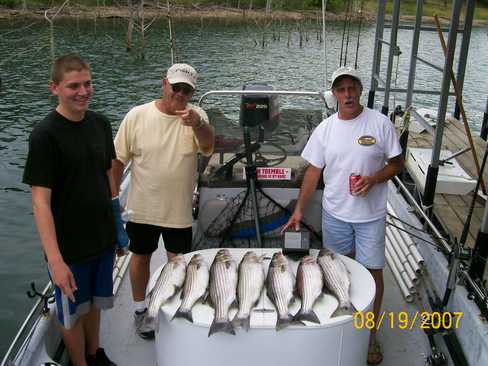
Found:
[354,0,364,70]
[343,0,353,66]
[339,0,351,66]
[322,0,328,88]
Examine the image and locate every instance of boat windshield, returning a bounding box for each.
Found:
[198,90,329,186]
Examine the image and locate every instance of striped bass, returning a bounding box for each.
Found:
[146,255,186,324]
[266,252,302,331]
[208,249,238,337]
[294,255,323,324]
[317,248,355,317]
[173,254,209,323]
[233,251,265,331]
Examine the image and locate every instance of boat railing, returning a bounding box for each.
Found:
[1,282,52,366]
[1,250,132,366]
[392,175,488,315]
[198,89,331,111]
[392,176,452,255]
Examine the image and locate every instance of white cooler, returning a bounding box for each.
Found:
[150,248,375,366]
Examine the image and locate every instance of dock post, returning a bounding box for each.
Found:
[423,0,463,212]
[400,0,424,164]
[405,0,423,113]
[381,0,401,116]
[368,0,386,109]
[481,97,488,141]
[454,0,475,120]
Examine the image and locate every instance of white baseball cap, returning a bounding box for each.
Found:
[166,63,198,89]
[331,66,362,88]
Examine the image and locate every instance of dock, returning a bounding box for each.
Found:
[399,114,487,252]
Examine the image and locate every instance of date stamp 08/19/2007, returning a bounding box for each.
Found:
[353,311,463,331]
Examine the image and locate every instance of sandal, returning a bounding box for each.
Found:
[367,340,383,365]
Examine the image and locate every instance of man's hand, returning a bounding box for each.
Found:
[281,210,302,234]
[352,155,404,197]
[116,248,127,257]
[112,196,129,256]
[175,108,201,128]
[352,175,377,197]
[49,259,77,302]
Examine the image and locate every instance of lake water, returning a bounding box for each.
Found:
[0,16,487,355]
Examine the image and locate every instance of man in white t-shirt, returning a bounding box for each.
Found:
[283,66,404,365]
[112,63,214,339]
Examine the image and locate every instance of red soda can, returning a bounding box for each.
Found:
[349,173,361,195]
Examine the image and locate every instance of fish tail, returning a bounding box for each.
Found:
[232,314,251,332]
[172,308,193,323]
[331,305,354,318]
[293,310,321,324]
[145,310,157,325]
[208,319,236,337]
[276,315,304,331]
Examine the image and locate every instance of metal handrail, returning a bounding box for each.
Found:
[198,90,329,109]
[385,24,464,33]
[376,87,456,96]
[1,251,132,366]
[391,177,488,312]
[392,176,452,254]
[415,55,444,73]
[1,282,52,366]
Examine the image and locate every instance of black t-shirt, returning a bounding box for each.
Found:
[23,110,117,264]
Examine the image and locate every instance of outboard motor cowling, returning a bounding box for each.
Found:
[239,83,279,132]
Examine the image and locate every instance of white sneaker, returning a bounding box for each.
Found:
[134,309,155,340]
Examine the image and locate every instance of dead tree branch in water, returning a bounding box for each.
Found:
[122,0,158,57]
[44,0,70,65]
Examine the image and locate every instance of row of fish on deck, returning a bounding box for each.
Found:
[146,249,356,337]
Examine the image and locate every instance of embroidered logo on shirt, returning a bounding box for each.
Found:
[358,135,376,146]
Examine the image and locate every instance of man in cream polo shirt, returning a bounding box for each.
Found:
[113,63,214,339]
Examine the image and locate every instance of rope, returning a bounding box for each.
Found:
[386,220,446,251]
[387,213,451,244]
[0,21,41,37]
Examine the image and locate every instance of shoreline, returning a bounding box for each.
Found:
[1,6,487,27]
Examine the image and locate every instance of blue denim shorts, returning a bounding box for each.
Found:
[50,247,115,329]
[322,209,386,269]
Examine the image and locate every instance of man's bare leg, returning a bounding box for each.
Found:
[130,253,152,301]
[166,250,177,261]
[60,318,88,366]
[368,268,384,364]
[83,307,100,356]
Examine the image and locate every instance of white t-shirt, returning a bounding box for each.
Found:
[115,101,212,228]
[301,107,402,223]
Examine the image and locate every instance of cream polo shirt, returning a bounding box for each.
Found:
[115,101,212,228]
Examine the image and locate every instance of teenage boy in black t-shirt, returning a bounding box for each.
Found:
[23,54,127,366]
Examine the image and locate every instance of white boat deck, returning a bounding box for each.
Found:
[98,247,449,366]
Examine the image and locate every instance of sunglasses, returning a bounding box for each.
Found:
[171,83,194,95]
